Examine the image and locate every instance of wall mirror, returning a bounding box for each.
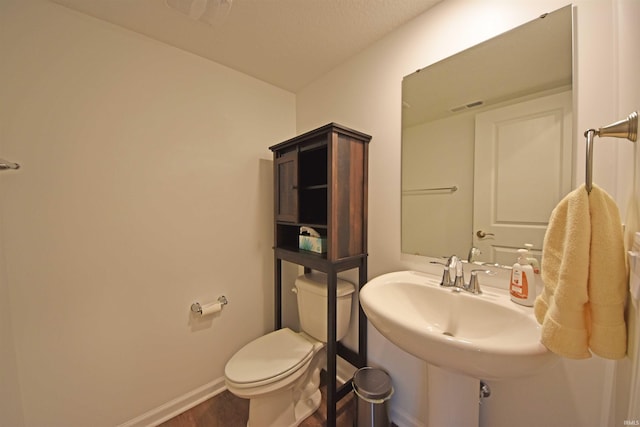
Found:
[401,5,573,267]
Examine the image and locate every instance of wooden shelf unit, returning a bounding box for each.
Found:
[269,123,371,427]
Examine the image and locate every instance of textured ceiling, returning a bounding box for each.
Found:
[49,0,442,92]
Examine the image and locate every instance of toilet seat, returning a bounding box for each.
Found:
[225,328,315,389]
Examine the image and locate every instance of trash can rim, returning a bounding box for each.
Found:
[352,366,393,401]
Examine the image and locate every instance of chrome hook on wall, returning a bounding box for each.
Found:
[0,158,20,171]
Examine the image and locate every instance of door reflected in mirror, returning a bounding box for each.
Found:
[401,5,573,267]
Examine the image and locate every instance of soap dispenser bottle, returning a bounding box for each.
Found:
[510,248,536,306]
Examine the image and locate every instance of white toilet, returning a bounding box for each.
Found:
[224,273,355,427]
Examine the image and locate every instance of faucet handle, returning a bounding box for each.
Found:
[466,269,493,294]
[440,266,451,287]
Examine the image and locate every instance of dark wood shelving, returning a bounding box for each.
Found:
[269,123,371,427]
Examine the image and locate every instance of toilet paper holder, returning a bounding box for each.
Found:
[191,295,228,315]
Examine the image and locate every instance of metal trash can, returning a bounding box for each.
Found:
[352,367,393,427]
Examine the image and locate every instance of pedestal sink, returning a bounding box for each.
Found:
[360,270,557,426]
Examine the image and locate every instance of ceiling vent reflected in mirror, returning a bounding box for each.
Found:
[449,100,484,113]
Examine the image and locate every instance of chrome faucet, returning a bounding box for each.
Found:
[467,246,481,263]
[436,256,491,295]
[437,255,464,288]
[451,256,465,289]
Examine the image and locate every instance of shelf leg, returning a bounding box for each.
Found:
[327,271,337,427]
[358,258,368,367]
[275,257,282,330]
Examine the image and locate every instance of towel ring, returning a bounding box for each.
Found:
[584,111,638,193]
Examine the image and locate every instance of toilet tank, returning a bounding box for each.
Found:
[294,273,355,342]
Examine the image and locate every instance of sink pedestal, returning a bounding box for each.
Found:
[427,364,480,427]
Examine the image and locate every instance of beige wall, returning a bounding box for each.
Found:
[0,223,25,427]
[297,0,638,425]
[0,0,295,425]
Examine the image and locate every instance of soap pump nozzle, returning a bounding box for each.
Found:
[517,248,529,264]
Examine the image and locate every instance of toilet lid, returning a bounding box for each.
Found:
[225,328,314,386]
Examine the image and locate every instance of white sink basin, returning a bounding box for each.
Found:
[360,270,556,380]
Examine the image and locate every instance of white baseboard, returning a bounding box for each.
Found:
[117,377,227,427]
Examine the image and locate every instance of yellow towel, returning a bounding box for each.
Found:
[588,185,627,358]
[535,184,592,359]
[534,183,627,359]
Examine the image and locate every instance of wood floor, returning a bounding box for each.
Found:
[159,385,356,427]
